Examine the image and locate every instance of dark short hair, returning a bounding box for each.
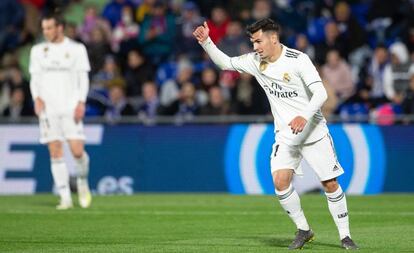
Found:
[41,12,66,27]
[246,18,280,36]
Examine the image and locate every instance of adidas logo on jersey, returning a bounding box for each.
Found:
[333,165,340,171]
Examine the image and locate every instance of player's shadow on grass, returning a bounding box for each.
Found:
[259,236,341,249]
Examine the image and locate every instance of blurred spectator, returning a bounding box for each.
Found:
[86,27,113,76]
[92,55,123,90]
[251,0,273,21]
[0,0,25,56]
[368,45,395,106]
[321,79,339,118]
[321,49,355,101]
[217,20,250,57]
[112,5,139,52]
[401,71,414,120]
[315,21,348,65]
[159,81,200,118]
[231,73,269,115]
[196,67,219,106]
[334,1,366,54]
[389,41,411,95]
[137,81,159,120]
[124,49,155,98]
[135,0,156,23]
[104,85,136,122]
[294,34,315,61]
[2,87,33,119]
[160,58,193,106]
[175,1,204,61]
[206,6,230,44]
[78,5,112,44]
[200,86,230,115]
[102,0,134,28]
[65,22,81,41]
[138,0,176,64]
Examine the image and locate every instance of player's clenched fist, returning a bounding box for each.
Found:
[193,21,209,43]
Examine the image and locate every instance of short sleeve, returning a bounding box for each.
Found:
[229,53,257,75]
[29,46,42,74]
[75,44,91,72]
[297,53,322,87]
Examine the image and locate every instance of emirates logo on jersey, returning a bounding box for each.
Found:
[283,73,291,83]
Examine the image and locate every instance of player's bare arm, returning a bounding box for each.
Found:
[74,102,85,123]
[193,21,209,43]
[34,97,45,116]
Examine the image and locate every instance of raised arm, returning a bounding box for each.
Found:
[193,22,235,71]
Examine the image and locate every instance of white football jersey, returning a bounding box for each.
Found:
[230,45,328,145]
[29,37,90,115]
[201,37,329,145]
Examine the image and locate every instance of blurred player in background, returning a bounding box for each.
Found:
[29,13,92,210]
[193,18,358,250]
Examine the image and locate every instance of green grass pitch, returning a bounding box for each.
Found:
[0,194,413,252]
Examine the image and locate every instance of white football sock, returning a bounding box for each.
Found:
[51,158,71,202]
[75,152,89,180]
[325,185,351,240]
[277,184,310,231]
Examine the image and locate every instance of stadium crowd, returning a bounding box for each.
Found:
[0,0,414,124]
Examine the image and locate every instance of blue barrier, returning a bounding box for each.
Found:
[0,124,413,195]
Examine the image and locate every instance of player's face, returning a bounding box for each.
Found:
[42,19,63,43]
[250,30,278,61]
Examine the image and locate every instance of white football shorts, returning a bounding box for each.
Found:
[270,134,344,181]
[38,113,85,144]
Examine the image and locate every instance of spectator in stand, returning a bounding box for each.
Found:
[135,0,156,23]
[137,81,159,120]
[401,69,414,121]
[111,5,139,52]
[92,55,123,90]
[389,41,411,96]
[160,58,194,106]
[251,0,273,22]
[321,49,355,102]
[206,6,230,44]
[315,21,348,66]
[104,85,136,122]
[102,0,135,28]
[2,87,33,119]
[218,20,250,57]
[0,0,25,56]
[138,0,176,65]
[200,86,230,115]
[78,5,112,44]
[159,81,199,118]
[333,1,366,54]
[124,49,154,98]
[294,34,315,61]
[197,67,219,106]
[175,1,205,61]
[368,45,395,107]
[86,27,113,76]
[231,72,269,115]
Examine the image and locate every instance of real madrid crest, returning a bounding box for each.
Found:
[43,47,49,57]
[259,61,268,72]
[283,73,291,83]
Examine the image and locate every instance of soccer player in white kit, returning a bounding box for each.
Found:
[193,19,358,250]
[29,14,92,210]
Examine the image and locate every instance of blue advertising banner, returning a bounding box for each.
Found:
[0,124,413,195]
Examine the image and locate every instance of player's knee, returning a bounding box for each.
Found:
[273,175,291,191]
[72,150,84,159]
[322,178,339,193]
